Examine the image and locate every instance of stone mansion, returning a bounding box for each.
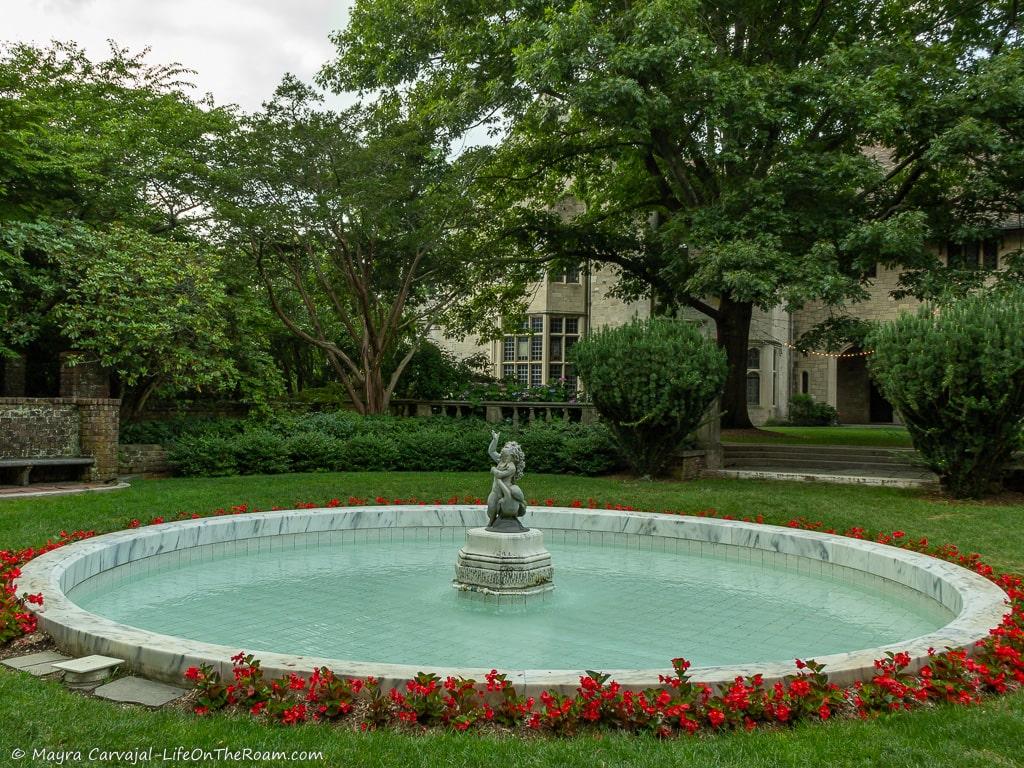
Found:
[435,222,1023,426]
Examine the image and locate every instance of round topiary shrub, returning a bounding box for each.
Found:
[570,317,727,476]
[865,288,1024,498]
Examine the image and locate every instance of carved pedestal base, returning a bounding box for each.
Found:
[453,527,554,599]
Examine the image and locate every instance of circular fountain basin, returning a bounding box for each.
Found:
[15,506,1007,695]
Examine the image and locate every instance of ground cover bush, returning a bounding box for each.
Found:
[785,394,839,426]
[866,288,1024,498]
[164,413,624,477]
[571,317,726,476]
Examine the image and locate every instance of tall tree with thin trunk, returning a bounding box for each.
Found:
[214,78,532,414]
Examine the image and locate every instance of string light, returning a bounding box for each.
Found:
[781,340,873,358]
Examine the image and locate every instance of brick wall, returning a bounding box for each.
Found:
[118,443,170,475]
[59,353,111,398]
[1,354,27,397]
[0,397,120,481]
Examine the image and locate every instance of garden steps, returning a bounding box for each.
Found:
[718,443,938,486]
[723,444,920,468]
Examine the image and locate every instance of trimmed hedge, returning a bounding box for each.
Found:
[570,317,726,477]
[165,413,624,477]
[866,287,1024,498]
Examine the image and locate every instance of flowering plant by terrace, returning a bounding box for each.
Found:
[3,496,1023,737]
[1,529,93,643]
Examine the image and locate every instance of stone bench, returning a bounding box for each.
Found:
[0,457,95,486]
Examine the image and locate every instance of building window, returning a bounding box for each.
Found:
[746,373,760,407]
[801,370,809,394]
[502,315,544,383]
[550,267,581,284]
[548,314,583,389]
[746,346,762,407]
[983,240,999,270]
[772,348,780,406]
[947,239,1000,271]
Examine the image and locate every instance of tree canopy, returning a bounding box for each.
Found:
[323,0,1024,426]
[212,78,535,414]
[0,41,262,411]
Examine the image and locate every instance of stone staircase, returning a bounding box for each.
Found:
[716,443,938,487]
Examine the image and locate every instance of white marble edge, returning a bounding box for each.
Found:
[14,506,1010,695]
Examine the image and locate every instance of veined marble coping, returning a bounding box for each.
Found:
[15,506,1009,696]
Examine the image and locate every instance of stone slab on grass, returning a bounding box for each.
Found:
[94,676,187,707]
[1,651,71,674]
[52,655,123,687]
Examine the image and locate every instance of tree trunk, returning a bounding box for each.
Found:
[716,297,754,429]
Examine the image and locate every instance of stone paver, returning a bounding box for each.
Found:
[0,481,129,499]
[1,651,71,672]
[52,655,123,687]
[93,676,187,707]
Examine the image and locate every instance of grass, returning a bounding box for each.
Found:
[2,472,1023,767]
[722,426,914,448]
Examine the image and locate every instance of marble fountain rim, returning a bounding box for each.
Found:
[14,506,1009,695]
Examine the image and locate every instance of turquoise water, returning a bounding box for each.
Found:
[70,534,951,671]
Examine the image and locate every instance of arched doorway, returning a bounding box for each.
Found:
[835,347,894,424]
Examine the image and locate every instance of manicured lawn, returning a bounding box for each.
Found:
[723,426,914,448]
[2,472,1022,767]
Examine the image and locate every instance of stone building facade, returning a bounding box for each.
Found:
[434,224,1023,426]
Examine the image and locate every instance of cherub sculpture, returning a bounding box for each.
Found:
[486,430,528,532]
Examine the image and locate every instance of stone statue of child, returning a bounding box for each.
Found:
[486,430,528,531]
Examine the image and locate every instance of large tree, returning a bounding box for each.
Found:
[212,78,533,414]
[323,0,1022,427]
[0,42,279,411]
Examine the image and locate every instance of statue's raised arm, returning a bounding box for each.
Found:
[488,431,501,463]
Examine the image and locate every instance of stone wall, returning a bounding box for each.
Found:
[0,397,120,481]
[118,443,170,476]
[0,400,80,458]
[59,353,110,398]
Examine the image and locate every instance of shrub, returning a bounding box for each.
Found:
[336,433,401,471]
[285,432,346,473]
[233,430,291,475]
[393,341,488,400]
[865,288,1024,498]
[166,434,238,477]
[166,411,623,478]
[787,394,839,426]
[570,318,726,476]
[121,415,245,444]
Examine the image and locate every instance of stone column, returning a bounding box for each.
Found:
[77,398,120,481]
[485,405,502,423]
[59,353,110,398]
[696,400,722,470]
[1,353,27,396]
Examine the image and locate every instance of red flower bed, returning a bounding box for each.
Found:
[2,497,1022,737]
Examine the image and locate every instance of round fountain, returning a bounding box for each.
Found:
[14,435,1009,695]
[453,432,554,602]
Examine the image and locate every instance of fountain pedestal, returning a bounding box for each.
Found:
[453,527,554,597]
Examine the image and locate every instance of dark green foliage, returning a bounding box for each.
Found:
[336,434,401,472]
[570,318,726,477]
[284,432,346,473]
[393,342,489,400]
[121,416,246,444]
[787,395,839,427]
[164,413,623,478]
[866,288,1024,498]
[167,434,238,477]
[232,430,292,475]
